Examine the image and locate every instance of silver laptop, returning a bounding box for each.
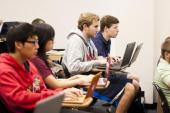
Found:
[128,43,143,66]
[110,42,136,70]
[33,93,64,113]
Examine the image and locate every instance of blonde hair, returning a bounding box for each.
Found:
[78,12,99,31]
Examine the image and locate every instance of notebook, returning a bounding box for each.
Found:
[63,72,102,104]
[33,93,64,113]
[129,43,143,66]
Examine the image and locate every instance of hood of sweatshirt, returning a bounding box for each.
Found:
[0,53,24,71]
[67,29,89,47]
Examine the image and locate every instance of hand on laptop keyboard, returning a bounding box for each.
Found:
[111,56,121,64]
[77,75,94,85]
[95,59,107,65]
[63,87,82,101]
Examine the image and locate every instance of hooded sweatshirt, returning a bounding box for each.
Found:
[0,53,63,113]
[63,29,99,75]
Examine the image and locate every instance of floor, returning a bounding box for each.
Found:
[89,100,158,113]
[146,109,156,113]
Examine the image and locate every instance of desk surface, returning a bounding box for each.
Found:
[46,50,64,61]
[0,37,6,42]
[46,50,64,56]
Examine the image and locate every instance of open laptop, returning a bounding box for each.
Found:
[33,93,64,113]
[63,72,102,104]
[108,42,136,70]
[82,58,111,87]
[96,42,136,71]
[97,57,111,86]
[128,43,143,66]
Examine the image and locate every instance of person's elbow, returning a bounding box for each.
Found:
[167,83,170,88]
[68,64,80,74]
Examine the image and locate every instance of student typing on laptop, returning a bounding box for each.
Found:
[31,23,93,89]
[0,23,91,113]
[92,15,140,113]
[63,13,139,113]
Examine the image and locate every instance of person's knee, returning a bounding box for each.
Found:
[131,79,140,95]
[124,83,135,96]
[132,80,140,89]
[127,73,140,82]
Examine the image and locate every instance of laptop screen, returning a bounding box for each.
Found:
[121,42,136,68]
[129,43,143,65]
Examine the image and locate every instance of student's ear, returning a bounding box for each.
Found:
[83,24,88,29]
[104,26,109,32]
[168,52,170,58]
[15,41,23,50]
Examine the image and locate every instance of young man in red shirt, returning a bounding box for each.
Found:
[0,23,84,113]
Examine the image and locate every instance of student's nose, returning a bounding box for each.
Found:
[35,43,39,49]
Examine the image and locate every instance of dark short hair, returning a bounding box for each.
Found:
[33,23,55,53]
[100,15,119,32]
[6,23,36,53]
[32,18,46,24]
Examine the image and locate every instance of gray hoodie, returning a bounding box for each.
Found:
[63,29,99,75]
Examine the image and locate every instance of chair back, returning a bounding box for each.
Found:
[61,63,71,78]
[0,99,9,113]
[153,83,170,113]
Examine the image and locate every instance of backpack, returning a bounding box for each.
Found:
[127,88,146,113]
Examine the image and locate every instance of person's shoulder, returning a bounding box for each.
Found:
[68,35,87,48]
[30,56,47,68]
[157,60,170,74]
[31,56,43,63]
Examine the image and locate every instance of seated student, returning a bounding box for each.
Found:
[31,23,93,89]
[154,37,170,107]
[92,15,140,112]
[32,19,66,78]
[63,12,106,75]
[63,12,139,113]
[157,37,170,65]
[0,23,87,113]
[0,21,22,53]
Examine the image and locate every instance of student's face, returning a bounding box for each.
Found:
[17,35,39,59]
[107,24,119,38]
[45,39,53,52]
[165,52,170,63]
[86,20,99,38]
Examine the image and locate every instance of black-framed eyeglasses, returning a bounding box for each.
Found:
[25,40,39,45]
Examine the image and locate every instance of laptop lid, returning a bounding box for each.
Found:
[63,72,102,104]
[85,72,102,98]
[120,42,136,68]
[129,43,143,66]
[110,42,136,70]
[34,93,64,113]
[97,57,111,86]
[104,57,111,85]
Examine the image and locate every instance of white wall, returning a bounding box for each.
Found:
[0,0,155,103]
[155,0,170,67]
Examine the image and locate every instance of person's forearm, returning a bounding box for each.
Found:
[67,75,79,80]
[56,79,81,88]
